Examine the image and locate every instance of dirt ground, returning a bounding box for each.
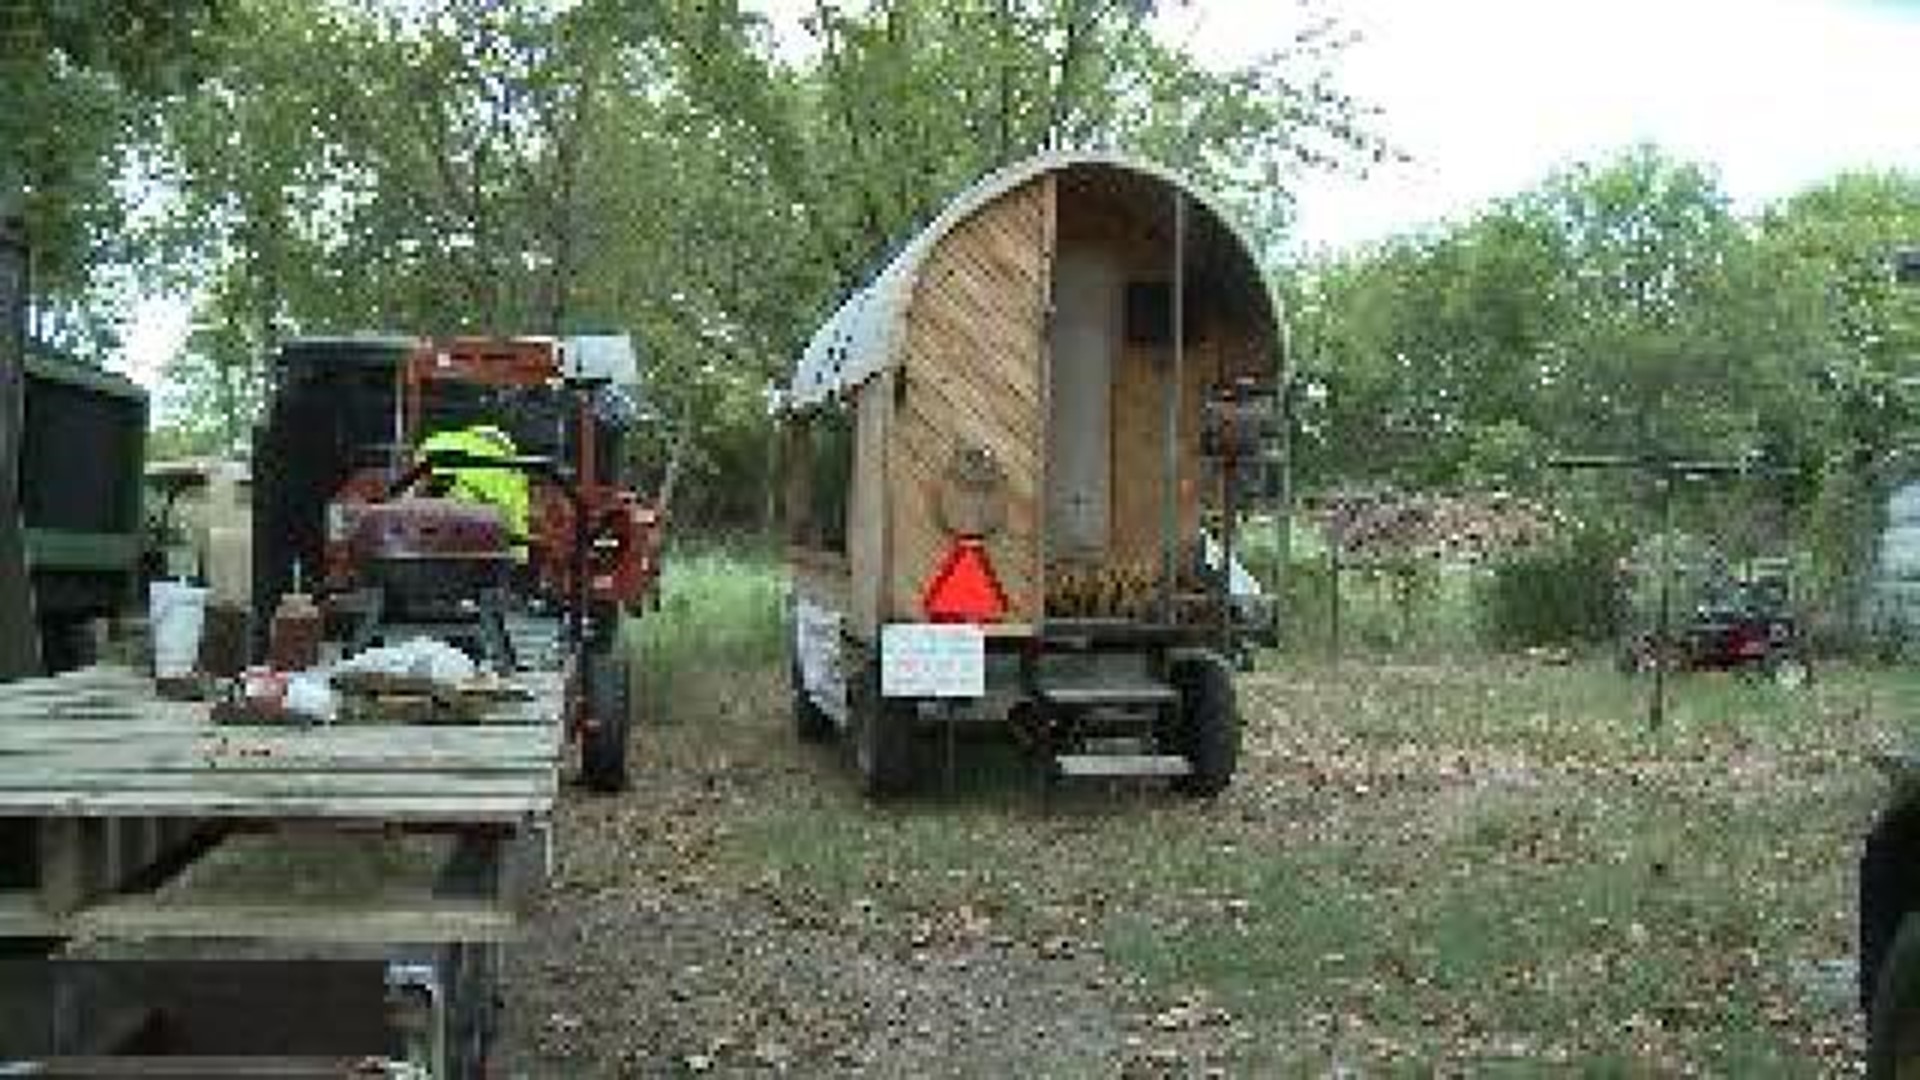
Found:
[501,658,1886,1076]
[502,667,1252,1078]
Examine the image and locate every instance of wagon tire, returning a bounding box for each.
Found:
[581,645,631,793]
[852,668,915,798]
[1869,913,1920,1079]
[792,657,835,743]
[1770,653,1812,690]
[1169,652,1238,798]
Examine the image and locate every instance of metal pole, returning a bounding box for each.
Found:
[1218,391,1237,653]
[1329,534,1342,663]
[1274,329,1293,646]
[1160,193,1185,625]
[390,351,407,483]
[1652,473,1671,729]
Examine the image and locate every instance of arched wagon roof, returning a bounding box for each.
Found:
[783,150,1282,410]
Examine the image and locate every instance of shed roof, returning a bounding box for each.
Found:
[783,150,1280,410]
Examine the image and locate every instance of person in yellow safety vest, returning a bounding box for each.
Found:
[418,425,531,559]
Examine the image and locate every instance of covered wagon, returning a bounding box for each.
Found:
[778,151,1285,797]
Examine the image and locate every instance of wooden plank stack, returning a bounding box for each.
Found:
[0,662,560,944]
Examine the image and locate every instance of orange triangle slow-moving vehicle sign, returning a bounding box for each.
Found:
[921,537,1009,623]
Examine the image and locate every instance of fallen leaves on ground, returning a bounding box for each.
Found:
[498,657,1886,1075]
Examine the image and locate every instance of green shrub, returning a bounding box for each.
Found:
[1476,528,1626,648]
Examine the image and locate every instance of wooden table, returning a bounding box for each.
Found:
[0,662,567,1071]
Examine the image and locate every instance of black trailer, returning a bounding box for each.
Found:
[15,349,147,673]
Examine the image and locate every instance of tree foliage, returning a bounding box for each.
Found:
[118,0,1385,520]
[63,0,1920,597]
[2,0,223,354]
[1290,147,1920,623]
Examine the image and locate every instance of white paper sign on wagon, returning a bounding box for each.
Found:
[880,623,986,698]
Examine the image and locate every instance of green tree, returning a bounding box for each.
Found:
[1291,146,1797,491]
[1,0,224,677]
[1752,171,1920,619]
[137,0,1387,525]
[2,0,224,353]
[1756,171,1920,469]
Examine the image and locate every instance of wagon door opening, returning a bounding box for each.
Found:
[1045,248,1120,562]
[1043,166,1281,634]
[1045,169,1207,624]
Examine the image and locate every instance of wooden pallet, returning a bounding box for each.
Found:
[0,663,561,944]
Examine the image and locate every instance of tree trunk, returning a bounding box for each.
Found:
[655,417,694,521]
[994,0,1013,163]
[215,353,238,453]
[1043,0,1091,150]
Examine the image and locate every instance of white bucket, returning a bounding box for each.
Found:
[149,581,209,679]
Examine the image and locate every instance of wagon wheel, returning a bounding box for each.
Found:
[1870,914,1920,1079]
[1633,633,1691,675]
[791,654,834,743]
[1768,651,1812,690]
[1617,633,1670,675]
[1168,651,1239,798]
[580,642,631,793]
[1614,638,1642,675]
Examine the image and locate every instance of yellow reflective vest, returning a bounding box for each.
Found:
[418,426,530,548]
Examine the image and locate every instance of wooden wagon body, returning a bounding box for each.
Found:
[780,152,1285,795]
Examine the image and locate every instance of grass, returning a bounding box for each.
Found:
[1187,663,1878,1069]
[629,539,786,725]
[626,548,1902,1072]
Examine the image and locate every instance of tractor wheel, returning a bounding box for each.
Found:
[1615,639,1644,675]
[851,667,915,798]
[36,616,95,676]
[1770,653,1812,690]
[1618,634,1668,675]
[1870,913,1920,1079]
[580,646,631,793]
[1169,652,1239,798]
[792,656,835,743]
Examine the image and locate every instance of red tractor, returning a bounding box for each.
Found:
[254,335,663,790]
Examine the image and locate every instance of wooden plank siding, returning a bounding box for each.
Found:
[885,179,1052,625]
[0,667,561,823]
[811,159,1275,633]
[847,370,892,633]
[1109,337,1232,566]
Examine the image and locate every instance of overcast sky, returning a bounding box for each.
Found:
[117,0,1920,384]
[1168,0,1920,251]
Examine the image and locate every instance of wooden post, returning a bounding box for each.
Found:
[0,203,38,680]
[1397,563,1414,649]
[1329,534,1342,662]
[37,818,104,917]
[1160,193,1185,624]
[1217,396,1237,654]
